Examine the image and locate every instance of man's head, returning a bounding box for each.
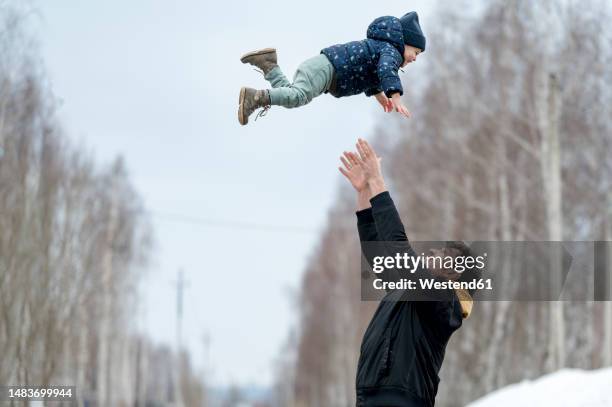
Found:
[399,11,426,66]
[428,241,483,295]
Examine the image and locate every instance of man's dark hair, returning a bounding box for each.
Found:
[445,241,483,296]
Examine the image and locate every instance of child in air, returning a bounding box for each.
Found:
[238,12,425,125]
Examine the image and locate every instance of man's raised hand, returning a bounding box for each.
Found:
[339,151,368,192]
[355,139,383,180]
[356,139,387,195]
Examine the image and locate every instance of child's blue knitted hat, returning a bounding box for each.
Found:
[400,12,426,52]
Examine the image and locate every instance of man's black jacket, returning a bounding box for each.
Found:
[355,191,465,407]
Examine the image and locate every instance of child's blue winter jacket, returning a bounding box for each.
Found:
[321,16,405,99]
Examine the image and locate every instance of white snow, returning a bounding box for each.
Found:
[468,368,612,407]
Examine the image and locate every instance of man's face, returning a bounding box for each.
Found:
[428,247,462,280]
[402,45,422,67]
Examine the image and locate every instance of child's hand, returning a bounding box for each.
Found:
[391,93,411,118]
[375,92,393,113]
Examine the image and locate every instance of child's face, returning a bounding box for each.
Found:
[402,45,422,67]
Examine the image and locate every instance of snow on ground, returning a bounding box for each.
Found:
[468,368,612,407]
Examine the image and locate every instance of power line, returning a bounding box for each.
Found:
[148,210,320,235]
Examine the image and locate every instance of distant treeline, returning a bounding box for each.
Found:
[0,4,206,406]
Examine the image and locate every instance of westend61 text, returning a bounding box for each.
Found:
[373,278,493,291]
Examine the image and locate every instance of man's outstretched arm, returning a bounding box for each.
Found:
[355,139,412,245]
[354,139,456,301]
[345,140,414,290]
[338,151,379,264]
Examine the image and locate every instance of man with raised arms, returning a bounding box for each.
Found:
[338,139,481,406]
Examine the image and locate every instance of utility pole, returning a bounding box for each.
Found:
[603,193,612,366]
[172,269,188,407]
[176,269,186,352]
[202,332,211,407]
[545,73,565,370]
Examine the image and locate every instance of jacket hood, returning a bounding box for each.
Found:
[366,16,405,56]
[455,288,473,319]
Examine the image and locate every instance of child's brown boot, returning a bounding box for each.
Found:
[240,48,278,75]
[238,87,270,125]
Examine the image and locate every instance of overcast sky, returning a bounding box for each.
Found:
[35,0,434,388]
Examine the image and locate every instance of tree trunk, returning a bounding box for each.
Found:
[97,176,119,407]
[603,191,612,366]
[540,72,565,370]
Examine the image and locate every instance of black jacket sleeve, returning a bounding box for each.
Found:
[357,207,379,271]
[369,191,454,301]
[369,191,416,253]
[368,191,417,291]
